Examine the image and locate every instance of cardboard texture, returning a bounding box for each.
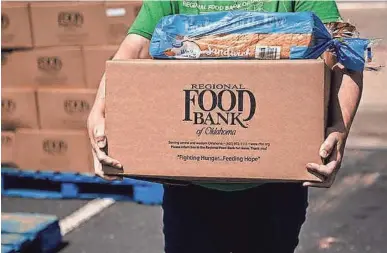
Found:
[1,131,17,166]
[105,60,330,182]
[15,129,92,173]
[1,88,39,130]
[1,47,86,87]
[30,2,108,47]
[105,1,142,45]
[37,88,96,129]
[83,45,117,88]
[0,51,22,87]
[1,2,33,48]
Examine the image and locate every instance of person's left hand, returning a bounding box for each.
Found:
[303,128,347,188]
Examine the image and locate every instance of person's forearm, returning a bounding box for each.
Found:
[323,23,363,136]
[328,65,363,136]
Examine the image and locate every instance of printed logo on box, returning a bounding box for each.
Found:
[64,100,90,114]
[183,83,256,136]
[1,99,16,114]
[58,11,84,27]
[1,14,10,29]
[37,57,62,72]
[1,135,12,146]
[43,139,68,154]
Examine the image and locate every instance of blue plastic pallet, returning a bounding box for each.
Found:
[1,213,62,253]
[1,167,164,205]
[2,245,16,253]
[1,234,30,253]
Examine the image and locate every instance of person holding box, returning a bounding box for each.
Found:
[87,1,363,252]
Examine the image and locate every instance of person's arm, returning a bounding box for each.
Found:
[303,54,363,188]
[295,0,363,187]
[87,35,150,180]
[87,0,172,180]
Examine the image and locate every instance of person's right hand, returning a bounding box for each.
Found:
[87,106,123,181]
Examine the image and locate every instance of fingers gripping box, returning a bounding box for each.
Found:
[105,60,330,182]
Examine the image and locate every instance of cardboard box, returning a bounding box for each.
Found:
[1,88,39,130]
[105,1,142,45]
[105,60,330,182]
[1,47,86,87]
[37,88,96,129]
[30,2,108,47]
[1,51,25,87]
[83,45,117,88]
[15,129,92,173]
[1,2,33,48]
[1,131,17,166]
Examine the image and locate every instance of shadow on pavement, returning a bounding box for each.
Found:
[297,149,387,253]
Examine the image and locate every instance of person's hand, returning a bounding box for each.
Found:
[87,107,123,181]
[303,127,347,188]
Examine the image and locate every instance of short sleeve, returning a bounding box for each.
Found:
[294,0,343,23]
[128,0,173,40]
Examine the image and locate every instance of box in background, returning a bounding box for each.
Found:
[105,60,329,182]
[15,129,92,173]
[1,51,23,87]
[37,88,96,129]
[1,88,39,130]
[105,1,142,45]
[1,131,17,166]
[1,2,33,48]
[30,2,108,47]
[1,47,86,87]
[83,45,117,88]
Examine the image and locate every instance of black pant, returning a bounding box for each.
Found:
[162,183,308,253]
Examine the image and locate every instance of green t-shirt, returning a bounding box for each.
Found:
[128,0,341,192]
[129,0,342,40]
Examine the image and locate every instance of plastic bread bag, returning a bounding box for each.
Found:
[150,11,373,71]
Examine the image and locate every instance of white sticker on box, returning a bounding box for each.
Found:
[106,8,126,17]
[255,46,281,60]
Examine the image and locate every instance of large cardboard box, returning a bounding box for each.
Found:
[1,47,86,87]
[1,88,39,130]
[1,131,17,166]
[15,129,92,173]
[105,60,330,182]
[37,88,96,129]
[30,2,108,47]
[105,1,142,45]
[1,2,33,48]
[83,46,117,88]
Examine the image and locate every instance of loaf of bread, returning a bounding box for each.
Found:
[164,33,313,59]
[150,11,370,70]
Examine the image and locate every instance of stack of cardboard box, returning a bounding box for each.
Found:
[1,1,142,173]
